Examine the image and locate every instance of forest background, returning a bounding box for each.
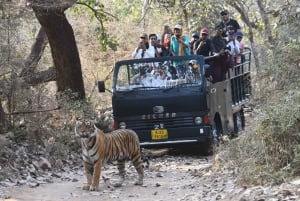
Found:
[0,0,299,186]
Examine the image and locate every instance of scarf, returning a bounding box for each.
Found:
[178,36,186,56]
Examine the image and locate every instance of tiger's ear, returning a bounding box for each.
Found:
[76,117,82,121]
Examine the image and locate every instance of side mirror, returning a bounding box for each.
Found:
[98,81,105,92]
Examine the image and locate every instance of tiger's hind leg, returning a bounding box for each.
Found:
[113,159,126,187]
[132,153,144,185]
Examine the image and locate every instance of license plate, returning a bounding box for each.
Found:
[151,129,168,140]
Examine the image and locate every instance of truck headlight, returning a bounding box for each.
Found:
[119,122,127,129]
[194,117,202,125]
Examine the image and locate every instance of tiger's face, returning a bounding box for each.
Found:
[75,119,97,138]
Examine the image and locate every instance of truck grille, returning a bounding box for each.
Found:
[124,116,195,130]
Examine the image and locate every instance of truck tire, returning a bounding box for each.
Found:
[233,108,245,135]
[194,131,214,156]
[214,113,223,137]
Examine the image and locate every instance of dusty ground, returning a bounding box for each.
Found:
[1,148,300,201]
[1,149,215,201]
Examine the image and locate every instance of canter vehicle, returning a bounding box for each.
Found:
[98,48,252,153]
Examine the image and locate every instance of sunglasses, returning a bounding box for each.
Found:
[140,37,146,39]
[221,13,228,16]
[150,38,157,40]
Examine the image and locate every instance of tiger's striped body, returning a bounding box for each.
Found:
[75,119,144,191]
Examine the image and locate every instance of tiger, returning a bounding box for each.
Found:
[75,118,144,191]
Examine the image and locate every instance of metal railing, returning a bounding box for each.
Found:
[228,47,252,105]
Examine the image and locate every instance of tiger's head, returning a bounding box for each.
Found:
[75,118,97,138]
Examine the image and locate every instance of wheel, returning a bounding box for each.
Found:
[233,108,245,136]
[214,113,223,136]
[194,140,213,156]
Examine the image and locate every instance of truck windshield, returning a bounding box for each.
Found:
[114,58,203,92]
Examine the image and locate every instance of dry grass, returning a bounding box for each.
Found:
[217,41,300,185]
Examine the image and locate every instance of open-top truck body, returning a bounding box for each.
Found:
[98,48,251,152]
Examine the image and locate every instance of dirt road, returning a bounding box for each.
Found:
[2,149,299,201]
[1,150,229,201]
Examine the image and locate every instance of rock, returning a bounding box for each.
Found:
[290,179,300,185]
[38,157,52,171]
[28,182,39,188]
[71,178,78,182]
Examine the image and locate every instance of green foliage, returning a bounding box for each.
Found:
[95,26,118,51]
[71,0,118,52]
[112,0,142,19]
[186,0,221,32]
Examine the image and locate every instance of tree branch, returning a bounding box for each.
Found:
[76,2,118,20]
[22,67,56,86]
[20,27,48,77]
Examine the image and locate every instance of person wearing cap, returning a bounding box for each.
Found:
[218,9,241,38]
[170,24,190,78]
[189,32,199,55]
[193,28,216,57]
[132,33,155,59]
[170,24,190,57]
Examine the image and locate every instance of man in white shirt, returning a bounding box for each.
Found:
[148,33,162,57]
[132,33,155,59]
[226,32,240,63]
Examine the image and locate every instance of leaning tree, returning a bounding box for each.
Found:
[27,0,85,98]
[0,0,115,131]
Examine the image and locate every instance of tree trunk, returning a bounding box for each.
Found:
[32,8,85,99]
[256,0,274,45]
[229,1,261,72]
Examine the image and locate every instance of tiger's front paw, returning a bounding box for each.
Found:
[89,184,99,191]
[134,179,143,186]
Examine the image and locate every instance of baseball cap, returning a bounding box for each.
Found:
[192,33,199,39]
[236,31,243,37]
[140,33,148,39]
[200,28,209,35]
[220,10,229,16]
[174,24,182,29]
[215,24,223,29]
